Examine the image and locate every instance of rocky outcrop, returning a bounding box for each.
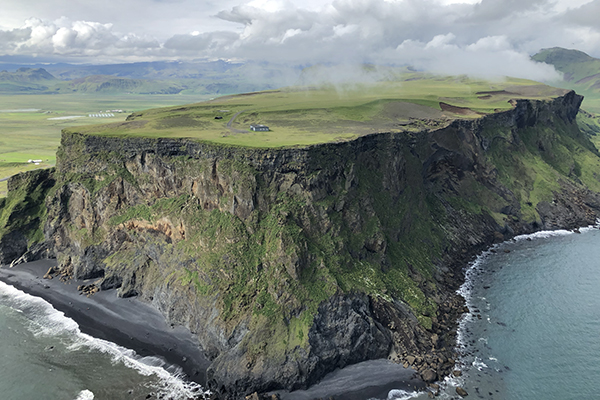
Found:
[0,168,55,264]
[2,90,600,398]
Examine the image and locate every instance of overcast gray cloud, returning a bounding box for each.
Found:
[0,0,599,80]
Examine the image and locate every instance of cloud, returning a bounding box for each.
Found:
[163,31,238,52]
[395,35,562,81]
[1,18,161,61]
[1,0,600,82]
[562,0,600,30]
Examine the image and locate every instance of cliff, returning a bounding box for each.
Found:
[2,90,600,398]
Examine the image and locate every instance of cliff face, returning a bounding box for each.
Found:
[2,90,600,398]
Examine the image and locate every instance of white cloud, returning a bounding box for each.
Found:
[1,0,600,81]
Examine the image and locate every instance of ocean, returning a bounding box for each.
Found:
[1,227,599,400]
[0,280,207,400]
[406,226,600,400]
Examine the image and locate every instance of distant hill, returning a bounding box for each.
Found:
[532,47,600,93]
[0,61,301,95]
[0,67,57,82]
[0,67,59,93]
[56,75,186,94]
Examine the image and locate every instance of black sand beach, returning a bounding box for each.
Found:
[0,260,426,400]
[0,260,210,386]
[277,359,425,400]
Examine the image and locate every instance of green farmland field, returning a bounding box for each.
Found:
[0,93,211,196]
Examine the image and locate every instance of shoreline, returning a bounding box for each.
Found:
[0,259,429,400]
[276,359,425,400]
[443,225,600,396]
[0,259,211,388]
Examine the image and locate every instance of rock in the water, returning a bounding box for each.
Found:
[456,387,468,397]
[421,368,438,383]
[452,370,462,377]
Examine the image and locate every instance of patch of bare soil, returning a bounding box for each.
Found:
[382,101,444,120]
[215,90,282,102]
[439,102,482,116]
[575,73,600,85]
[475,90,517,96]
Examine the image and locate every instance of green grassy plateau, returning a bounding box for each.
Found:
[67,74,567,148]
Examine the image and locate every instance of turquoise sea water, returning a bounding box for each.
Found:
[2,227,599,400]
[405,227,600,400]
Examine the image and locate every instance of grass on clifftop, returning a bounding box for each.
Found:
[66,74,568,148]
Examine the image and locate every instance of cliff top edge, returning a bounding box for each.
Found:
[64,74,571,149]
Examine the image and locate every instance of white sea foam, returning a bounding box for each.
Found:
[75,389,94,400]
[455,225,598,351]
[386,388,420,400]
[0,280,210,399]
[472,358,488,371]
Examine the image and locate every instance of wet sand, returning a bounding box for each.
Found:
[0,260,210,386]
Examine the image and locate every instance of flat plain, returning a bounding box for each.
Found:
[0,93,210,196]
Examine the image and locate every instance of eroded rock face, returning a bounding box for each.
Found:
[0,230,28,265]
[2,91,600,398]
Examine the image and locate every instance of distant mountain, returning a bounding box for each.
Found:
[56,75,186,94]
[533,48,600,143]
[0,67,57,82]
[532,47,600,93]
[0,61,302,95]
[0,67,59,93]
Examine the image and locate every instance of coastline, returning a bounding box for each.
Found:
[0,259,211,388]
[275,359,425,400]
[0,259,428,400]
[441,224,600,397]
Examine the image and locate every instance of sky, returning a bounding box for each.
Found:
[1,0,600,80]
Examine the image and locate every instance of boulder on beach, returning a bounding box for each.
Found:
[421,368,437,383]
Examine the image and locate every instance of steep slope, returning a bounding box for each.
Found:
[2,90,600,398]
